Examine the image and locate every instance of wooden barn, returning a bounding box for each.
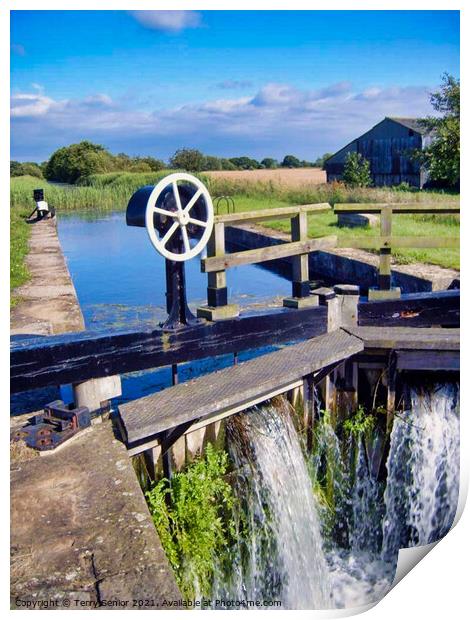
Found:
[325,117,433,188]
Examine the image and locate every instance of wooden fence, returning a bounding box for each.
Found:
[334,203,459,294]
[200,202,459,308]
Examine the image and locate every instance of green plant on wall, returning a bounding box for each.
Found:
[342,405,376,440]
[146,443,236,599]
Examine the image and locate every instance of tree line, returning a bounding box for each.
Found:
[10,143,333,184]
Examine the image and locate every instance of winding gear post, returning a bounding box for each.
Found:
[126,173,215,330]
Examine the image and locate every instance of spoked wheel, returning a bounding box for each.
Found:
[145,173,214,261]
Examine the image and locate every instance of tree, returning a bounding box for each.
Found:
[343,152,372,187]
[313,153,333,169]
[281,155,301,168]
[220,158,237,171]
[261,158,278,169]
[10,160,43,178]
[45,141,114,183]
[229,156,260,170]
[418,73,460,188]
[139,156,166,171]
[10,161,22,176]
[170,148,205,172]
[203,155,222,171]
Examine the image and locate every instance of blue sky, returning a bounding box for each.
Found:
[11,10,460,162]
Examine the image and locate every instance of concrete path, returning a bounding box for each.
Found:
[11,420,180,609]
[10,217,84,336]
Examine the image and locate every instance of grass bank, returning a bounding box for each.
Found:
[10,203,31,307]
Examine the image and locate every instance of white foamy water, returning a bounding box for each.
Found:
[382,382,460,560]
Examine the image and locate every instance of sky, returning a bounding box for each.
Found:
[10,10,460,162]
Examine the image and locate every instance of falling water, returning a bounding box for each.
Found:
[214,399,333,609]
[206,381,459,609]
[382,382,460,561]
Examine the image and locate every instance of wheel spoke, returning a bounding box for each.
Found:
[188,217,208,228]
[183,188,203,213]
[154,206,178,218]
[160,221,179,247]
[172,181,183,212]
[181,226,191,253]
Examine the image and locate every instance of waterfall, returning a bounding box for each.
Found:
[214,399,333,609]
[176,379,460,610]
[382,382,460,561]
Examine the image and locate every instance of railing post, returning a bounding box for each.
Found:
[283,211,319,309]
[197,222,239,320]
[368,206,401,300]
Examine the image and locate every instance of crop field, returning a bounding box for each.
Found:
[206,167,327,187]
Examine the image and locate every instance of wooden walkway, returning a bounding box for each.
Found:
[344,326,459,350]
[345,326,460,372]
[119,330,364,453]
[119,326,459,454]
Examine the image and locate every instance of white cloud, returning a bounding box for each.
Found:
[130,10,201,33]
[10,82,435,161]
[10,93,60,118]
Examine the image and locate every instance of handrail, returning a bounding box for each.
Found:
[198,201,460,314]
[199,203,331,315]
[334,203,460,214]
[214,203,331,225]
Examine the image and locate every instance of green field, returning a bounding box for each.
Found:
[10,173,460,304]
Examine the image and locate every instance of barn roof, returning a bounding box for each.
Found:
[324,116,431,165]
[387,117,430,135]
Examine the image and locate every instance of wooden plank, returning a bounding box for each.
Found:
[126,378,304,457]
[201,235,337,272]
[10,305,328,393]
[214,203,331,225]
[119,329,364,445]
[207,222,226,290]
[334,203,460,214]
[291,211,309,295]
[344,326,460,351]
[337,236,459,250]
[379,207,392,289]
[396,349,459,371]
[358,290,460,327]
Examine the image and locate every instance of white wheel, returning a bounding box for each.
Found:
[145,173,214,262]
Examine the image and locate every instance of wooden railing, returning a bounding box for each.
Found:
[200,203,333,313]
[199,201,459,310]
[334,203,459,297]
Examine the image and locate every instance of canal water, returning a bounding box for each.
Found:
[58,211,291,402]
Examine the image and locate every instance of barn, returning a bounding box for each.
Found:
[324,117,433,188]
